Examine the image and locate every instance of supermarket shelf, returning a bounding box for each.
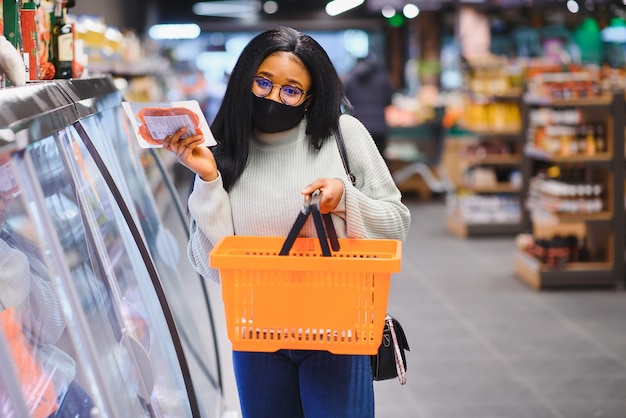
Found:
[461,182,521,194]
[446,212,523,238]
[456,126,523,139]
[519,92,625,289]
[468,88,523,103]
[542,211,613,223]
[523,95,614,107]
[513,249,616,289]
[465,154,523,166]
[524,145,612,163]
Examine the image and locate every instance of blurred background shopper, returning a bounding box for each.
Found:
[343,54,395,161]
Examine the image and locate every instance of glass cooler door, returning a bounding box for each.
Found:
[0,80,204,417]
[59,78,222,415]
[0,329,31,417]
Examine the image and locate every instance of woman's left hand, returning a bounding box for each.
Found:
[301,178,344,214]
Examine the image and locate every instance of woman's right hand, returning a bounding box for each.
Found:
[163,128,218,182]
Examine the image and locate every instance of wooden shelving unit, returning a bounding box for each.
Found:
[446,211,524,238]
[515,92,625,289]
[514,249,614,289]
[443,93,526,238]
[440,56,530,238]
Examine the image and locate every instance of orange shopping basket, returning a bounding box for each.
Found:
[210,193,402,355]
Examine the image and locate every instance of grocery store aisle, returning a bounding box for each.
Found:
[378,199,626,418]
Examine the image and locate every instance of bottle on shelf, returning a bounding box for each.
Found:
[565,235,579,262]
[584,125,596,156]
[546,235,569,268]
[594,124,606,153]
[50,0,73,79]
[578,236,591,262]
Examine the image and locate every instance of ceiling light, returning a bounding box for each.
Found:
[263,1,278,14]
[325,0,365,17]
[566,0,579,13]
[403,4,419,18]
[193,1,261,17]
[381,5,395,18]
[148,24,201,40]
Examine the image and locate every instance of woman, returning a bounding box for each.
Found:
[164,26,410,418]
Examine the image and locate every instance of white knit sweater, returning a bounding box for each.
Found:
[187,114,411,283]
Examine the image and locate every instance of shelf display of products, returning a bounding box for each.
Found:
[517,232,592,268]
[441,55,526,238]
[444,136,524,238]
[514,91,625,289]
[458,55,523,133]
[447,193,521,225]
[525,106,609,158]
[443,119,524,236]
[526,71,601,101]
[0,77,222,416]
[2,0,65,83]
[527,177,604,215]
[1,0,149,85]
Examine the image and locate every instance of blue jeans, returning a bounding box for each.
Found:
[232,350,374,418]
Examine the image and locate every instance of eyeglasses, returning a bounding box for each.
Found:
[252,76,308,106]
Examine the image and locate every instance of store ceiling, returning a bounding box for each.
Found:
[154,0,385,32]
[155,0,362,22]
[153,0,625,29]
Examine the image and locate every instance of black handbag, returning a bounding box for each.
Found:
[371,314,410,384]
[334,128,410,384]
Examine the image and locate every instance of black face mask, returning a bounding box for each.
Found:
[251,95,307,133]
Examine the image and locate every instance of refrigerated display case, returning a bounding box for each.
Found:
[60,77,223,414]
[0,77,222,417]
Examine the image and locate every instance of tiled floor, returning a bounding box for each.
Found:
[374,199,626,418]
[174,181,626,417]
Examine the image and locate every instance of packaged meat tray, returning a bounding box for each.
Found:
[122,100,217,149]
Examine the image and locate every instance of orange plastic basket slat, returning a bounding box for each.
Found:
[210,236,402,354]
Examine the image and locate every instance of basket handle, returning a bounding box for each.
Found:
[279,192,340,257]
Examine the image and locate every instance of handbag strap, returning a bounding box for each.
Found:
[334,127,356,186]
[387,315,407,385]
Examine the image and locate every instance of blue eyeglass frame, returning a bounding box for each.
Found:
[252,76,308,106]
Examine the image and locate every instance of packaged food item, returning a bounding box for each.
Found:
[36,1,52,78]
[19,2,39,80]
[122,100,217,149]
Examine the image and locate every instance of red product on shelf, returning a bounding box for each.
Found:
[0,0,4,38]
[19,2,39,80]
[36,3,52,79]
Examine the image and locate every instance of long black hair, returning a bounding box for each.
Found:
[210,26,347,191]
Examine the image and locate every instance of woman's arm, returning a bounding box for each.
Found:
[163,128,229,283]
[186,174,234,283]
[336,115,411,241]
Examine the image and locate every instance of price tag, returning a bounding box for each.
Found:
[143,115,198,140]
